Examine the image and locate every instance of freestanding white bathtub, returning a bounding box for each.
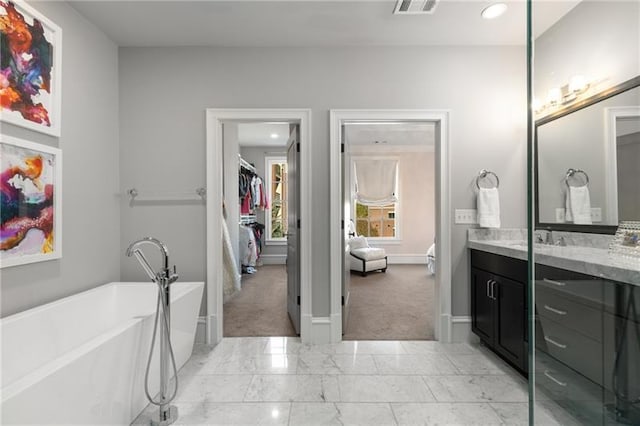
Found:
[1,281,203,425]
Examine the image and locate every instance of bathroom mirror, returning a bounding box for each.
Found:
[535,76,640,233]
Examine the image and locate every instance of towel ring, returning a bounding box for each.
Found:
[476,169,500,189]
[565,168,589,188]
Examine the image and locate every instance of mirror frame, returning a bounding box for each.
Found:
[535,75,640,234]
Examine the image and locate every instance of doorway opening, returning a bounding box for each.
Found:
[205,109,312,345]
[342,122,436,340]
[329,110,452,343]
[222,122,299,338]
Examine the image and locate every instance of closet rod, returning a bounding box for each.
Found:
[238,155,256,173]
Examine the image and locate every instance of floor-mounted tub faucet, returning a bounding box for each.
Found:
[127,237,179,426]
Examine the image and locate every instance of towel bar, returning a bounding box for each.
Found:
[565,168,589,187]
[476,169,500,189]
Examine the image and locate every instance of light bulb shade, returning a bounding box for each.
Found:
[547,87,562,104]
[569,75,587,93]
[532,98,542,112]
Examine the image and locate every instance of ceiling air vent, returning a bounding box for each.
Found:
[393,0,439,15]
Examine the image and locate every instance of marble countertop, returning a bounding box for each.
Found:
[468,229,640,286]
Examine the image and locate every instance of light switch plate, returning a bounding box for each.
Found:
[591,207,602,222]
[555,208,565,223]
[455,209,477,224]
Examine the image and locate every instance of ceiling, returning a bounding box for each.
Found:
[233,121,435,150]
[345,122,435,152]
[237,122,291,147]
[69,1,580,47]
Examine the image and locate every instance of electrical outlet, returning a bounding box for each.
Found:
[591,207,602,222]
[555,208,566,223]
[455,209,477,224]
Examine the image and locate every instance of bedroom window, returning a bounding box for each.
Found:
[352,157,400,240]
[355,202,397,238]
[265,156,287,244]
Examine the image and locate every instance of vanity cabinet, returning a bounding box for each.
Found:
[535,264,640,425]
[470,250,527,373]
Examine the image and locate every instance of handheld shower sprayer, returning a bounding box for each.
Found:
[126,237,180,426]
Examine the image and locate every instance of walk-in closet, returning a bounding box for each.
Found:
[221,122,297,337]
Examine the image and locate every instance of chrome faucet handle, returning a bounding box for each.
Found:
[556,236,566,247]
[535,233,544,244]
[545,231,554,245]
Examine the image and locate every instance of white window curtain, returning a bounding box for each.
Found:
[354,159,398,206]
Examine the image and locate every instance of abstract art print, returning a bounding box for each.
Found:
[1,135,62,267]
[0,0,62,136]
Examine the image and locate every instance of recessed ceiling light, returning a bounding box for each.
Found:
[270,133,278,139]
[481,3,507,19]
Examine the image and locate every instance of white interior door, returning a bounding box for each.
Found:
[286,125,301,334]
[342,125,352,332]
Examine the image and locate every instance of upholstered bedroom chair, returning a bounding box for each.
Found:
[349,236,388,277]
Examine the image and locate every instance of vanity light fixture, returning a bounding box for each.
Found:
[536,75,593,115]
[569,74,588,94]
[481,3,507,19]
[547,87,562,105]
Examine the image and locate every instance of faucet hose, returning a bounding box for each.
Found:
[143,281,179,406]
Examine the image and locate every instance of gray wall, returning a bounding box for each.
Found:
[119,46,527,317]
[1,1,120,317]
[617,132,640,221]
[534,1,639,103]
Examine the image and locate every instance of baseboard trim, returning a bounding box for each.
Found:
[304,316,332,344]
[330,313,341,343]
[195,316,207,344]
[259,254,287,265]
[206,314,221,345]
[451,315,473,343]
[387,254,427,264]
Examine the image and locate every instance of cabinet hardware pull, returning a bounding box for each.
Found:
[542,278,566,287]
[544,370,567,387]
[491,280,497,300]
[544,305,567,316]
[486,280,491,298]
[544,336,567,349]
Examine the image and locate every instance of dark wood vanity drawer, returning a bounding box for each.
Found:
[536,288,602,342]
[535,352,603,424]
[471,250,527,283]
[536,264,603,308]
[536,316,603,386]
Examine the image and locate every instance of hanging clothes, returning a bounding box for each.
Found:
[239,224,258,268]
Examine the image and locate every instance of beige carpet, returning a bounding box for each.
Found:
[343,264,434,341]
[223,264,297,337]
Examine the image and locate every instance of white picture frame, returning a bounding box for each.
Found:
[0,0,62,136]
[1,135,62,268]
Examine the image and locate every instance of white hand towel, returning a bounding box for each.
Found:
[477,187,501,228]
[565,185,592,224]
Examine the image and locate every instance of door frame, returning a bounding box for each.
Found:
[329,109,452,342]
[205,108,312,345]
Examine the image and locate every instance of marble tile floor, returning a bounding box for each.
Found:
[133,337,580,425]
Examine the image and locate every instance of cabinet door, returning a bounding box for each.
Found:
[494,275,525,370]
[471,267,494,343]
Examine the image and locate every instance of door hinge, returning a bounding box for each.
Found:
[341,296,345,306]
[297,296,301,305]
[296,142,300,153]
[341,219,344,230]
[297,219,300,229]
[341,143,344,153]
